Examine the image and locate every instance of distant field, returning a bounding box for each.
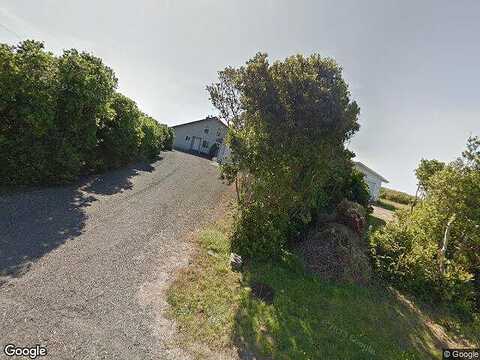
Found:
[380,187,415,205]
[376,198,410,212]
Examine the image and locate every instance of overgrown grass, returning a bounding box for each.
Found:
[167,216,479,360]
[375,198,410,212]
[368,214,387,231]
[380,187,415,205]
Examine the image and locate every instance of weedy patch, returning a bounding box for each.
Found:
[167,215,479,360]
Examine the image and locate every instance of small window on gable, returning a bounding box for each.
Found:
[202,140,209,148]
[204,127,209,134]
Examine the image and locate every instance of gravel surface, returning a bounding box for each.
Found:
[371,205,395,223]
[0,151,230,359]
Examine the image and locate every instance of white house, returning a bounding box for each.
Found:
[354,161,389,201]
[172,116,227,156]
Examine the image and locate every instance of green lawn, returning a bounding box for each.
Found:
[167,218,479,360]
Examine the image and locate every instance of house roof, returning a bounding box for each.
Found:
[172,116,227,129]
[354,161,389,183]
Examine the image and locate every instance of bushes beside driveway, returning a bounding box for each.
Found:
[0,40,173,186]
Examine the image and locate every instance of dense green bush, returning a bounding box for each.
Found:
[0,40,172,186]
[138,116,170,161]
[344,168,371,208]
[208,53,360,258]
[96,93,142,169]
[0,40,61,184]
[371,137,480,314]
[336,199,367,237]
[164,127,175,151]
[379,187,415,205]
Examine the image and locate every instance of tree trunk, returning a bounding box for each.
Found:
[438,214,456,275]
[235,176,240,205]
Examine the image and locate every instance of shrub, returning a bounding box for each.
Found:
[370,214,475,313]
[344,168,371,208]
[336,199,367,237]
[164,127,175,150]
[96,93,140,169]
[56,48,118,174]
[138,116,166,161]
[231,201,290,259]
[0,40,172,186]
[0,41,59,185]
[371,140,480,314]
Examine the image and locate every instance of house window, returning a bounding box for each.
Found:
[204,128,209,134]
[216,129,221,137]
[202,140,209,148]
[185,136,190,142]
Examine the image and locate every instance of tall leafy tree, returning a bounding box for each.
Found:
[97,93,142,169]
[55,49,118,177]
[208,53,360,257]
[415,159,446,194]
[372,137,480,311]
[0,40,58,184]
[0,40,172,186]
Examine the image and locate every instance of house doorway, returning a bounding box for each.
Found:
[191,136,202,152]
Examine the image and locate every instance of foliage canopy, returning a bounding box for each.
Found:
[208,53,361,258]
[0,40,173,186]
[372,137,480,314]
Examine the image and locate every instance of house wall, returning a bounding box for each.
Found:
[172,118,227,155]
[354,164,384,201]
[217,143,231,163]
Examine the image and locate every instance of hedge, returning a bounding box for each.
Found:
[0,40,173,186]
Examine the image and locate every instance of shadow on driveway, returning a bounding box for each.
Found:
[0,160,159,284]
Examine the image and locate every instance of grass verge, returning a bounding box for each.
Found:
[167,212,479,360]
[376,198,410,212]
[380,187,415,205]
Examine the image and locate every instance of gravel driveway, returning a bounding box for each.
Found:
[0,151,230,359]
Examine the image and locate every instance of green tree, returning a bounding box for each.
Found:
[371,137,480,312]
[345,168,371,208]
[0,39,172,186]
[208,53,360,258]
[410,158,446,211]
[415,159,446,194]
[0,40,58,184]
[462,135,480,170]
[55,49,118,177]
[97,93,142,169]
[138,115,165,161]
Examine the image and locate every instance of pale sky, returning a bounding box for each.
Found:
[1,0,479,194]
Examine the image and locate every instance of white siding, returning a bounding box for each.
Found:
[217,143,231,163]
[354,163,385,201]
[364,174,382,201]
[172,118,227,155]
